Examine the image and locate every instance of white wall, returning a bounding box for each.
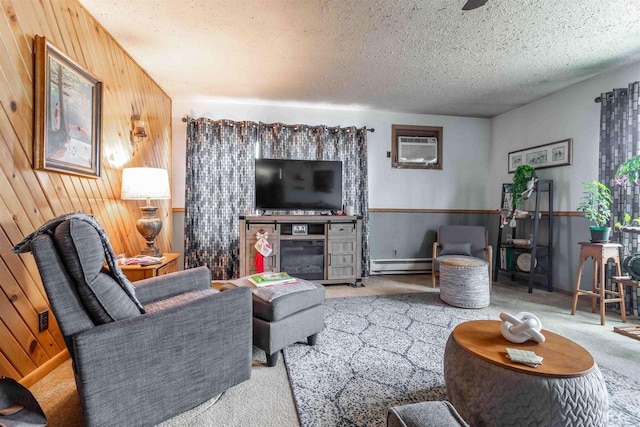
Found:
[487,60,640,291]
[487,61,640,211]
[171,102,491,210]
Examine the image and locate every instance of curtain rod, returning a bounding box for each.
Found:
[595,89,627,103]
[181,116,374,132]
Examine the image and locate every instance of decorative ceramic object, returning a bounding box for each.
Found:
[516,253,536,271]
[499,312,545,343]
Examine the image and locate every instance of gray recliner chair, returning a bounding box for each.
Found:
[15,216,252,426]
[431,225,492,287]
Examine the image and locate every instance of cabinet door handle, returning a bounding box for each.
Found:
[328,253,332,266]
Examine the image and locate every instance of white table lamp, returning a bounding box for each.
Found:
[121,167,171,256]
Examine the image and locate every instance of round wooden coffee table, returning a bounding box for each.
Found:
[444,320,608,426]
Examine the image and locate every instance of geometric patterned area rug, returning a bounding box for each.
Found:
[283,293,640,427]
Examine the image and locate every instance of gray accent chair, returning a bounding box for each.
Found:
[28,219,252,427]
[431,225,492,288]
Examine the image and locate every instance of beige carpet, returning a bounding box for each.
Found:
[29,274,640,426]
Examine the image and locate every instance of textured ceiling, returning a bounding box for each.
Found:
[78,0,640,118]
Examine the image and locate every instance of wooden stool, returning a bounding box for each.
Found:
[571,242,626,325]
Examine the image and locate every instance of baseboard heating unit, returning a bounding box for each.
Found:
[370,258,432,275]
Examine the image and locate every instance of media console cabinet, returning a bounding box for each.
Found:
[239,215,362,286]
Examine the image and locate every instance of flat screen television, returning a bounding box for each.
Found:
[255,158,343,211]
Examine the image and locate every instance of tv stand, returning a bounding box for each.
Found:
[239,215,362,286]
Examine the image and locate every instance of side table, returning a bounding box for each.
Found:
[444,320,608,426]
[120,253,180,282]
[570,242,626,325]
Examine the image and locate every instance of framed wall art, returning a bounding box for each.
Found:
[33,35,102,178]
[508,139,572,173]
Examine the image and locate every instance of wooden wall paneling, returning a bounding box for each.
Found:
[0,155,44,241]
[0,195,50,305]
[35,171,73,215]
[15,1,58,49]
[0,317,36,377]
[0,64,32,167]
[0,238,52,319]
[0,350,21,379]
[1,2,33,82]
[0,151,53,229]
[1,17,34,174]
[100,36,137,255]
[58,178,80,212]
[43,1,75,51]
[61,175,88,213]
[0,0,173,382]
[51,2,84,63]
[0,232,58,373]
[80,8,107,82]
[0,284,58,361]
[0,14,33,111]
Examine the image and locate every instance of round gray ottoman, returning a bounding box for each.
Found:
[443,322,608,427]
[439,258,490,308]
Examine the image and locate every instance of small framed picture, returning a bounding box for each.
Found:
[292,224,308,235]
[507,139,572,173]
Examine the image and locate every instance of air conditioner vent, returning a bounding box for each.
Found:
[398,136,438,164]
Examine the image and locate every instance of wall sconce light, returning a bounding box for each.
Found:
[130,114,147,149]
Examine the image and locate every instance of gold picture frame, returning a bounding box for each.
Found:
[33,35,102,178]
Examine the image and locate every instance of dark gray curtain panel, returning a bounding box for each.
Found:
[185,118,369,280]
[599,82,640,254]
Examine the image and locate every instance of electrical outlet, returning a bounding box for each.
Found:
[387,151,391,158]
[38,310,49,332]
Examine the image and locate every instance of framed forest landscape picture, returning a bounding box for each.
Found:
[33,35,102,178]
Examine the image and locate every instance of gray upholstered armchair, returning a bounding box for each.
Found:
[16,216,252,426]
[431,225,492,287]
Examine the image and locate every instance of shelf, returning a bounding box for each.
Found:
[500,245,549,257]
[497,269,548,277]
[280,234,325,240]
[619,226,640,235]
[494,179,554,293]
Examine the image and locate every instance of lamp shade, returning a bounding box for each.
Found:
[121,167,171,200]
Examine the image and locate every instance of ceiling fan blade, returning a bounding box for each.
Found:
[462,0,488,10]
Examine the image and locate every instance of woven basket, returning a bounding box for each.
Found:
[439,258,490,308]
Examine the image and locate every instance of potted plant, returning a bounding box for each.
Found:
[511,165,536,210]
[576,180,613,242]
[614,155,640,233]
[615,155,640,186]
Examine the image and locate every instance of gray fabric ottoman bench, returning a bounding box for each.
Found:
[387,401,468,427]
[221,277,325,366]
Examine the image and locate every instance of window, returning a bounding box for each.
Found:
[391,124,443,169]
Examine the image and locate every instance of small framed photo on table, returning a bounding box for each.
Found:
[292,224,308,235]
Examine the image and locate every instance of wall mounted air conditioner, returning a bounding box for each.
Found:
[397,136,438,164]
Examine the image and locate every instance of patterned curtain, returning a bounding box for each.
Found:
[184,119,257,279]
[185,118,369,279]
[598,82,640,256]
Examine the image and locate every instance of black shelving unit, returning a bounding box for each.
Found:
[494,179,554,293]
